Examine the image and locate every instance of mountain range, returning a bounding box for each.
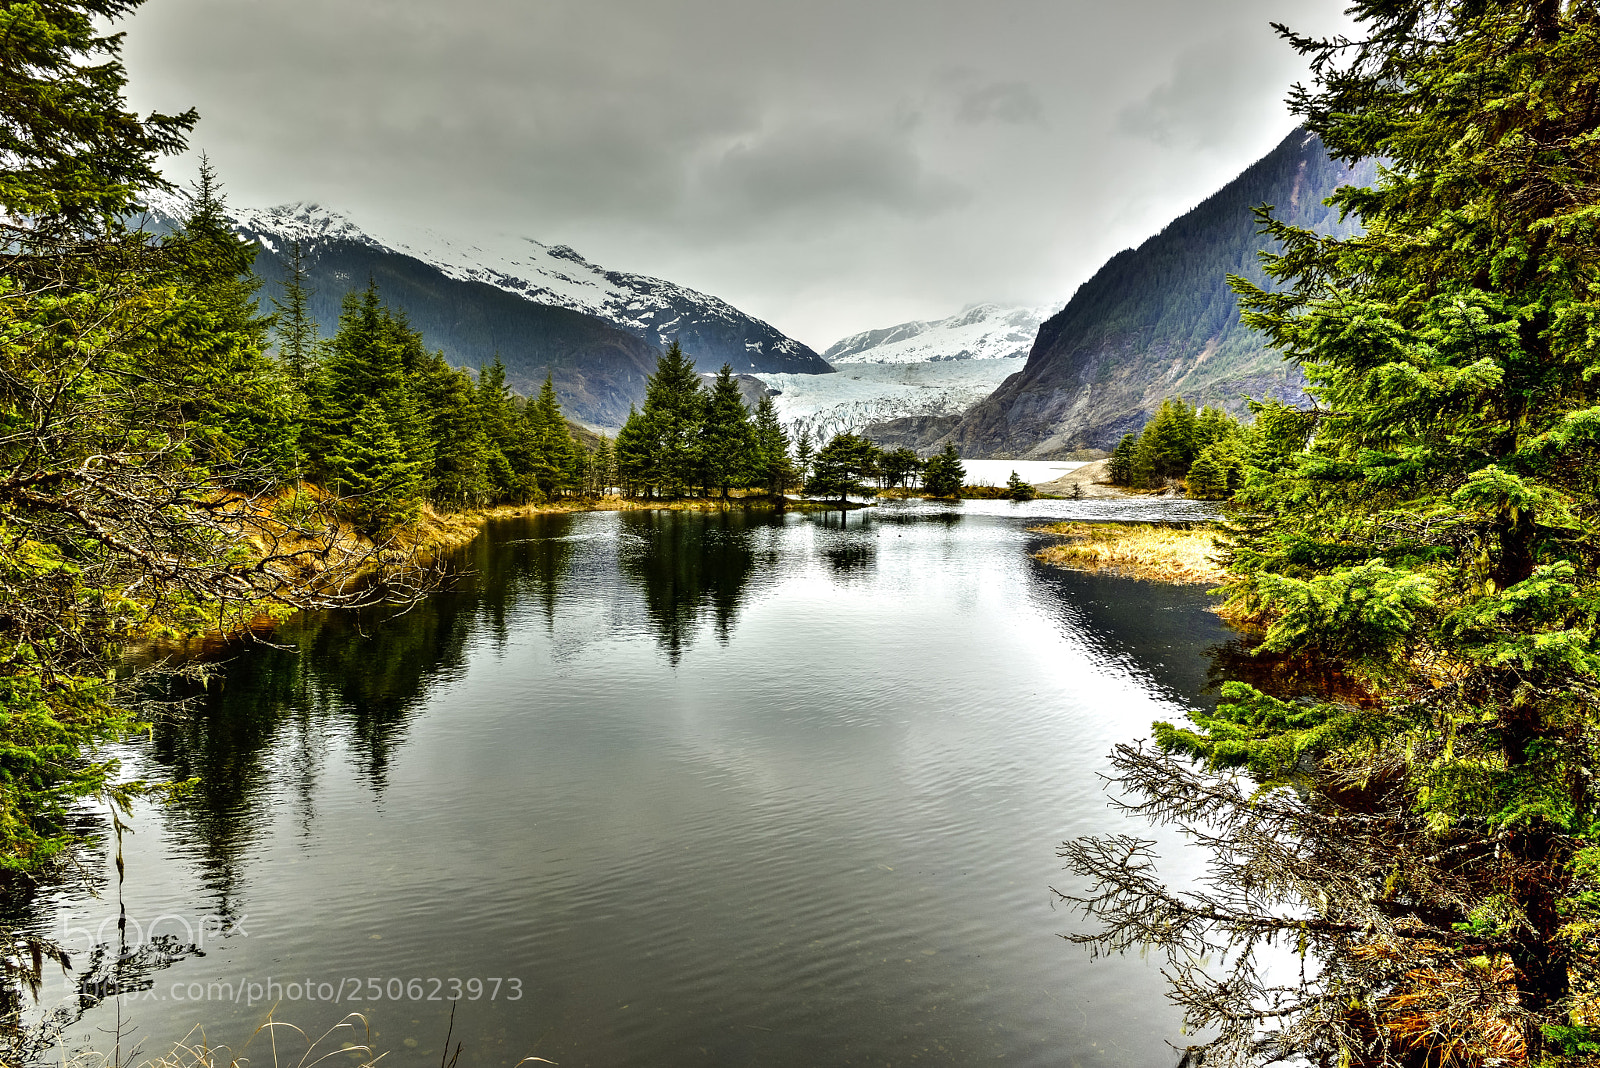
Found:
[934,130,1377,457]
[142,197,830,429]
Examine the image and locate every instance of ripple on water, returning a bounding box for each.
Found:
[28,507,1232,1068]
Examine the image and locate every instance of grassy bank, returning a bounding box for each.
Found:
[208,491,855,637]
[1029,522,1229,585]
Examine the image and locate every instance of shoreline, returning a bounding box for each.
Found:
[174,492,870,646]
[1029,520,1230,586]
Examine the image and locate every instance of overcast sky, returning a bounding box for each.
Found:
[122,0,1352,351]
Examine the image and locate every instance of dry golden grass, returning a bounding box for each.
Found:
[1029,522,1229,585]
[59,1011,555,1068]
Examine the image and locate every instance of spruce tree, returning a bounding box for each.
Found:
[1107,433,1137,486]
[922,443,965,498]
[526,373,576,499]
[324,398,424,534]
[699,364,755,499]
[637,341,704,497]
[879,447,921,490]
[806,433,880,504]
[417,351,490,509]
[1064,3,1600,1062]
[272,239,318,385]
[473,355,521,501]
[751,396,794,496]
[615,406,650,497]
[1183,445,1230,500]
[159,158,298,482]
[794,428,815,486]
[1005,470,1035,501]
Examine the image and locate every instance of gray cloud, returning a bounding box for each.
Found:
[954,81,1044,126]
[1117,35,1286,149]
[694,120,970,221]
[121,0,1353,349]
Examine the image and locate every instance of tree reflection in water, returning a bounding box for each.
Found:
[813,509,878,579]
[618,510,764,662]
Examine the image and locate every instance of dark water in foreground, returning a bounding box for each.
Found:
[19,501,1235,1068]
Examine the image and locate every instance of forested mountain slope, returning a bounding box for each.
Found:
[949,130,1376,457]
[141,199,830,428]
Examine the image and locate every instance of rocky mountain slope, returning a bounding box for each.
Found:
[947,130,1377,457]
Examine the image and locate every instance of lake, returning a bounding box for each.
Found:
[13,500,1235,1068]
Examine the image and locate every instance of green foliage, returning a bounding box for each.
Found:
[158,159,298,483]
[806,433,880,502]
[1106,400,1244,493]
[751,396,794,496]
[0,0,195,231]
[1107,433,1137,485]
[794,429,815,485]
[526,373,578,499]
[698,364,754,498]
[1155,0,1600,1047]
[1006,470,1035,501]
[879,447,921,489]
[634,341,704,498]
[1184,445,1232,499]
[271,239,318,385]
[324,400,425,535]
[921,443,965,498]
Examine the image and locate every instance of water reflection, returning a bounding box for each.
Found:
[618,510,765,660]
[15,505,1251,1068]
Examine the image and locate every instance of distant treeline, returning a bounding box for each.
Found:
[1106,397,1247,499]
[612,342,972,502]
[179,171,988,528]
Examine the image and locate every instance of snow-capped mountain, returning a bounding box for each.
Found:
[139,194,833,428]
[822,303,1052,365]
[223,201,831,376]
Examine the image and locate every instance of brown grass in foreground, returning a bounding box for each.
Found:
[58,1011,555,1068]
[1029,522,1229,585]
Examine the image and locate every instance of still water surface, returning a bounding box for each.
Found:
[23,501,1234,1067]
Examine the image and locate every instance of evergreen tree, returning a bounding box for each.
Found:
[880,447,921,489]
[416,351,490,509]
[0,0,199,878]
[806,433,880,504]
[1005,470,1035,501]
[699,364,754,498]
[1107,433,1138,485]
[324,398,424,534]
[922,443,966,498]
[159,158,298,482]
[615,406,650,497]
[272,239,318,385]
[1064,3,1600,1062]
[1183,444,1231,500]
[794,428,815,486]
[751,395,794,496]
[473,355,521,501]
[1133,397,1199,485]
[637,341,704,497]
[526,373,576,499]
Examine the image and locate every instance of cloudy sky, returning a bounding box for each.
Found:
[122,0,1352,351]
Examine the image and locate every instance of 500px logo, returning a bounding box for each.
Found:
[52,912,247,953]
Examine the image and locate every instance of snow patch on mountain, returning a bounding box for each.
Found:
[823,303,1053,365]
[139,193,825,373]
